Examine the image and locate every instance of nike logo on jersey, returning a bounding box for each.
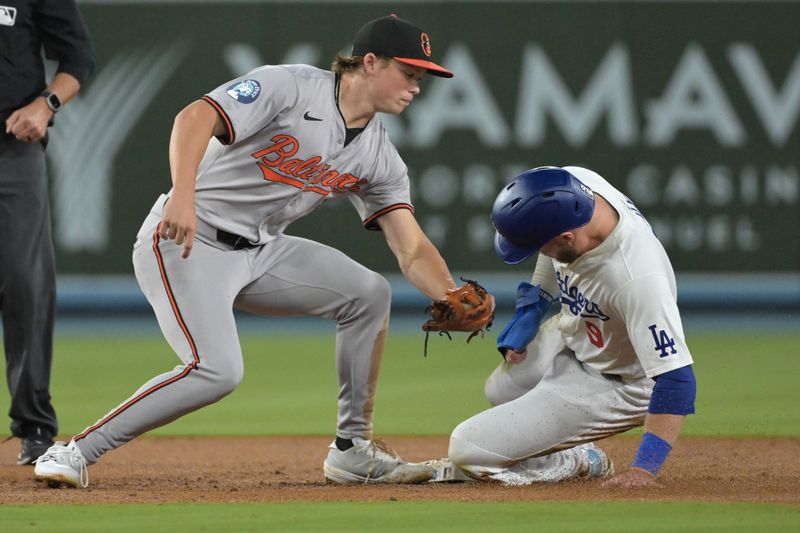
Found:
[303,111,322,122]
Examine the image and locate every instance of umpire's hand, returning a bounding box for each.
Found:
[5,98,53,142]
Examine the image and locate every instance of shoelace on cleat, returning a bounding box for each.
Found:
[35,445,89,488]
[370,438,400,460]
[78,457,89,488]
[364,438,401,484]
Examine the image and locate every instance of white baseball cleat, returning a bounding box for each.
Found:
[576,442,614,478]
[34,440,89,488]
[323,437,434,484]
[485,443,615,485]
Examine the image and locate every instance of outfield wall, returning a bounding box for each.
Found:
[46,0,799,279]
[56,273,800,316]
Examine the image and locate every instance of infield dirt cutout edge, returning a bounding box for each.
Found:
[1,435,798,504]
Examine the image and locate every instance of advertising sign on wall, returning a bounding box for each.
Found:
[51,1,799,274]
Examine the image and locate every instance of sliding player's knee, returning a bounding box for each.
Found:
[448,421,504,469]
[484,368,526,406]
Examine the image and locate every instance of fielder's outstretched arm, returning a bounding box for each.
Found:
[378,208,456,300]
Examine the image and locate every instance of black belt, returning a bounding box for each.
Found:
[216,229,260,250]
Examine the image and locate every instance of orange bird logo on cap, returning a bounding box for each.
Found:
[420,33,432,57]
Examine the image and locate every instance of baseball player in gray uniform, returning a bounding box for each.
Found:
[433,166,696,487]
[35,15,466,488]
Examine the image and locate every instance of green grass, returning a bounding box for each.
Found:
[1,502,798,532]
[1,332,797,438]
[2,332,798,529]
[683,333,800,437]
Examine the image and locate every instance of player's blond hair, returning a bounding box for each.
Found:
[331,54,364,74]
[331,53,390,75]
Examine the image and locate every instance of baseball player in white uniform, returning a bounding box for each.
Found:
[437,166,697,487]
[35,15,470,488]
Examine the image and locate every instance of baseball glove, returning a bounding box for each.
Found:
[422,278,495,356]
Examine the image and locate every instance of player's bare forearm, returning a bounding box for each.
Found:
[162,100,224,258]
[400,239,456,299]
[378,209,456,299]
[602,414,685,488]
[643,413,685,445]
[169,100,223,193]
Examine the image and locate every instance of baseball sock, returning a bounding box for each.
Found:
[335,437,354,451]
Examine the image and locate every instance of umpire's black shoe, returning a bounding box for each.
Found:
[17,437,55,465]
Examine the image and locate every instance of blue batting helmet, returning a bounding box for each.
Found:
[492,166,596,264]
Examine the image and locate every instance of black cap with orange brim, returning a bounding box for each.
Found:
[351,15,454,78]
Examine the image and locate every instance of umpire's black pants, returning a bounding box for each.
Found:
[0,133,58,441]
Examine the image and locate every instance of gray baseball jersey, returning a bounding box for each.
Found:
[198,64,412,242]
[71,65,413,463]
[448,167,693,482]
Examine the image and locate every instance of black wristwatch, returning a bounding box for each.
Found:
[41,90,62,113]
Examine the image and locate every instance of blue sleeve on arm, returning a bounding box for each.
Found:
[632,432,672,476]
[648,365,697,415]
[496,282,553,357]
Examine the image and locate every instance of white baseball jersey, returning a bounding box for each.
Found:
[196,64,412,243]
[553,166,694,380]
[448,166,694,482]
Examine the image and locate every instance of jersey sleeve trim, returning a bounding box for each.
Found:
[201,96,236,145]
[642,359,694,379]
[363,203,414,231]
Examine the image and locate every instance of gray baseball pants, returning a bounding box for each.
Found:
[74,199,390,463]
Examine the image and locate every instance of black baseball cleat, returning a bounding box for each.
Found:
[17,437,55,465]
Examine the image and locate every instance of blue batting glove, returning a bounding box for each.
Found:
[497,282,553,357]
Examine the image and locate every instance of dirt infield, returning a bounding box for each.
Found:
[1,436,798,505]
